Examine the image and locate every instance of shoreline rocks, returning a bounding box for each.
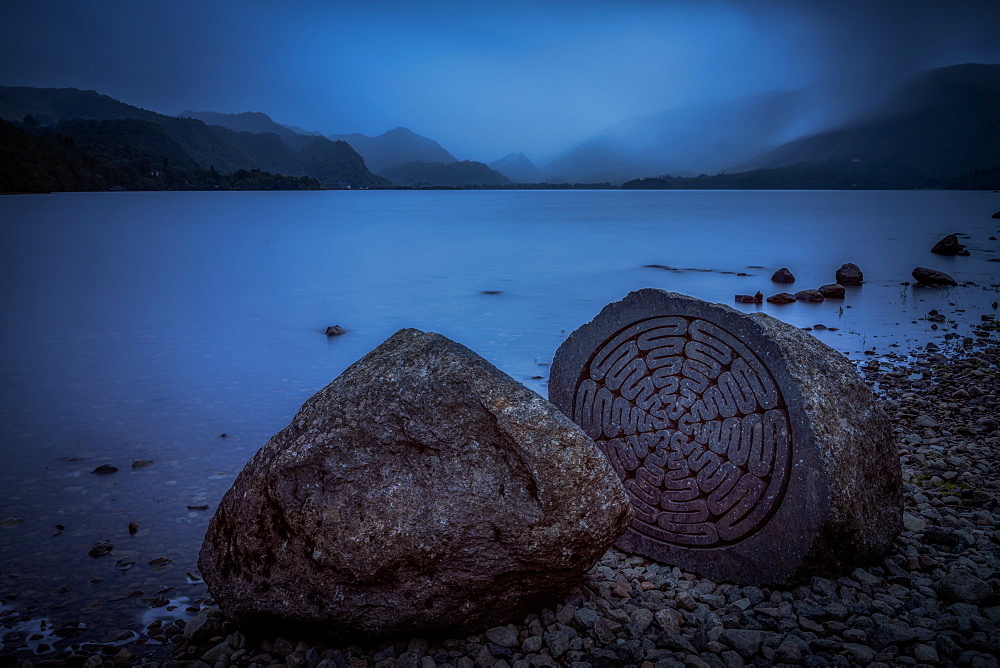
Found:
[198,328,632,640]
[169,343,999,668]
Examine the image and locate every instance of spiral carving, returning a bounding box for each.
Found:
[572,316,792,548]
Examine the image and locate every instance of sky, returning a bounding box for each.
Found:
[3,0,1000,162]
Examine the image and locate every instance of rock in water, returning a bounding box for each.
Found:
[770,268,795,284]
[794,289,825,302]
[199,329,631,638]
[818,283,845,299]
[548,290,902,585]
[912,266,958,286]
[930,234,966,255]
[835,263,863,286]
[766,293,796,305]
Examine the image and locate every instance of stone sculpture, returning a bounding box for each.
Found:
[549,289,902,584]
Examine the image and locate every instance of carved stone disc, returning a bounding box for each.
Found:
[550,289,828,583]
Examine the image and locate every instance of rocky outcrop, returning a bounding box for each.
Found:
[930,234,967,256]
[199,329,632,639]
[912,267,958,286]
[835,263,863,286]
[548,290,902,585]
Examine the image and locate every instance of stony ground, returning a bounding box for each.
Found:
[5,331,999,667]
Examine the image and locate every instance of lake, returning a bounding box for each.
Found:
[1,189,999,654]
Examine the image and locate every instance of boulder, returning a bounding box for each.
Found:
[766,293,796,305]
[199,329,632,639]
[912,267,958,286]
[770,268,795,284]
[835,263,863,286]
[818,283,845,299]
[794,289,825,302]
[548,290,902,585]
[930,234,966,256]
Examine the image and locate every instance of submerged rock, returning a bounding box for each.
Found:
[199,329,631,639]
[912,267,958,286]
[548,290,902,585]
[770,268,795,284]
[931,234,967,256]
[835,263,864,286]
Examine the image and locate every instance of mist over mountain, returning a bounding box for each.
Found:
[380,160,511,188]
[489,153,541,184]
[541,84,867,185]
[740,63,1000,179]
[542,63,1000,185]
[327,127,457,176]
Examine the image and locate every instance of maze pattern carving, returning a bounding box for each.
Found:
[572,316,792,548]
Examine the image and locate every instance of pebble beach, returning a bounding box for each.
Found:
[4,319,996,668]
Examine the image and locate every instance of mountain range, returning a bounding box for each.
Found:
[0,87,386,189]
[2,63,998,191]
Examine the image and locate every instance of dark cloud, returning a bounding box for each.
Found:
[2,1,998,160]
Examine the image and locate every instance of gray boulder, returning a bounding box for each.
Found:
[199,329,632,639]
[548,290,902,585]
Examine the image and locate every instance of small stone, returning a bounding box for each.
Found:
[902,513,927,532]
[88,540,113,558]
[937,569,993,605]
[766,292,796,304]
[127,522,139,535]
[131,459,155,468]
[485,626,518,648]
[872,622,918,648]
[842,643,876,664]
[719,629,765,658]
[92,464,119,475]
[148,557,172,567]
[521,635,543,653]
[574,607,599,629]
[911,643,939,663]
[325,325,347,336]
[0,517,23,528]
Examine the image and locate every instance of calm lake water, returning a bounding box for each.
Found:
[1,189,999,654]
